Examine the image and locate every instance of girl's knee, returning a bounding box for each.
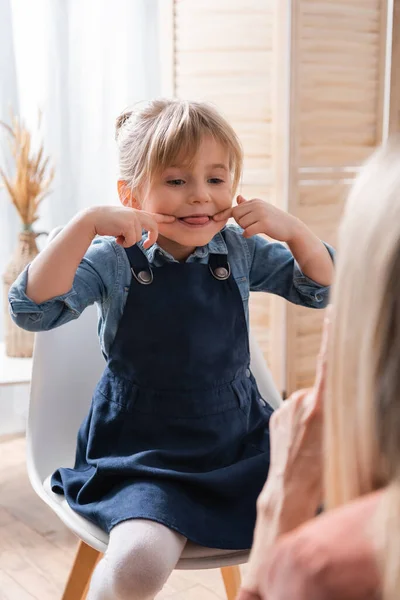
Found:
[106,543,174,600]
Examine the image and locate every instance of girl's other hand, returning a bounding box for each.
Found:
[232,195,299,243]
[84,206,175,249]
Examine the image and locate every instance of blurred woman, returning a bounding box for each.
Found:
[238,138,400,600]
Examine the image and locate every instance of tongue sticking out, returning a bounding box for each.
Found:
[181,216,210,225]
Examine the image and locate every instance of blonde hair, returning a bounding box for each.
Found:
[115,99,243,195]
[325,137,400,600]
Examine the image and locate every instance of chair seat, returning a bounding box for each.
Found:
[43,476,249,570]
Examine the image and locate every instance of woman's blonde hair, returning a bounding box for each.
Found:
[115,99,243,195]
[325,137,400,600]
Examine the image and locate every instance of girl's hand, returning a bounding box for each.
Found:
[84,206,175,249]
[232,195,299,242]
[237,309,331,600]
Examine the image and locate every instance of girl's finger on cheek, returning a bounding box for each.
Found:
[154,213,175,224]
[213,207,232,222]
[237,194,247,204]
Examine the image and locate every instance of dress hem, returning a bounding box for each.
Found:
[107,513,252,551]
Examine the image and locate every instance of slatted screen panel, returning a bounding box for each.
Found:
[171,0,389,394]
[174,0,275,366]
[282,0,388,393]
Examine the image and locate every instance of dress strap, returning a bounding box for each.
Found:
[208,253,231,281]
[124,244,154,286]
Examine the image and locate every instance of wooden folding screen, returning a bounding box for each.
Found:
[162,0,393,395]
[273,0,389,393]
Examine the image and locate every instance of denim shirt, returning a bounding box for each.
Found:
[8,225,334,358]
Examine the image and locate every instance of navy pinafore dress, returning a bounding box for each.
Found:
[52,239,273,549]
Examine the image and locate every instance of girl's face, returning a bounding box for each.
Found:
[138,136,233,260]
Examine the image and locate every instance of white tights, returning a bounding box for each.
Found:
[87,519,187,600]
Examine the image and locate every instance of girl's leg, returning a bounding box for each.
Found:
[87,519,187,600]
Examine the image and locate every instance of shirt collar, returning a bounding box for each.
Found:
[138,229,228,264]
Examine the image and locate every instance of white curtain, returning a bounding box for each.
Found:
[0,0,161,341]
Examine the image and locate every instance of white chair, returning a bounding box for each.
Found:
[26,269,282,600]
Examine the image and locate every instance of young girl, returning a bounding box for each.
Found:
[9,99,334,600]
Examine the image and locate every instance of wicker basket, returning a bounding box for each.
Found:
[3,231,39,357]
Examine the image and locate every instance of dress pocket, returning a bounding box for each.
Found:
[231,377,252,425]
[232,377,272,455]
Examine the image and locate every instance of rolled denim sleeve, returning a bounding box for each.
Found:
[8,236,120,331]
[248,234,335,308]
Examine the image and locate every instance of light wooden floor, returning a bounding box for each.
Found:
[0,436,244,600]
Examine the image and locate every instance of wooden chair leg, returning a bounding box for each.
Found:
[62,540,101,600]
[81,552,102,600]
[221,565,241,600]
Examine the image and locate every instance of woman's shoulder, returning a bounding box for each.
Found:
[265,492,383,600]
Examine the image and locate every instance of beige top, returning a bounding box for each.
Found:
[264,491,382,600]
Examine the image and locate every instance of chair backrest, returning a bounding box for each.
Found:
[249,334,282,410]
[27,306,105,489]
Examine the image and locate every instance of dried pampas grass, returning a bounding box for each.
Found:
[0,110,54,229]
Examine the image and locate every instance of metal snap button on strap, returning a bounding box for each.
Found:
[210,263,231,280]
[131,267,153,285]
[259,397,267,406]
[245,369,251,378]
